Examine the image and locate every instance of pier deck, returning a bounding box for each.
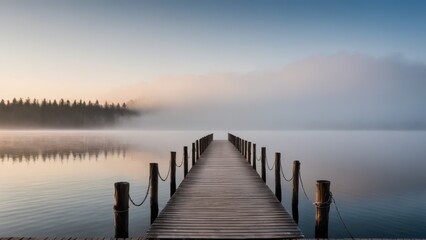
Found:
[145,140,303,239]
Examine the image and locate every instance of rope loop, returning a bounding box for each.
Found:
[129,175,151,207]
[280,161,293,182]
[175,154,184,167]
[299,171,310,201]
[265,155,275,171]
[158,163,171,182]
[314,192,333,208]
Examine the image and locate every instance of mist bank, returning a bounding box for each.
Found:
[113,53,426,130]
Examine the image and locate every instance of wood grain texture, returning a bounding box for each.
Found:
[145,140,303,239]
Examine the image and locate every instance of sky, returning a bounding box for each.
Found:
[1,0,426,129]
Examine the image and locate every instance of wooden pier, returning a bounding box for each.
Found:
[144,139,303,239]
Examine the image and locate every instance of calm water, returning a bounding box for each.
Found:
[0,130,425,237]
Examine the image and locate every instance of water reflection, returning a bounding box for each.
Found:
[0,147,127,163]
[0,133,128,163]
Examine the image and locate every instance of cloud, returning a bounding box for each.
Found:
[113,53,426,130]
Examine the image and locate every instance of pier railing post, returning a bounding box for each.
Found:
[248,142,252,164]
[275,153,282,202]
[261,147,266,182]
[150,163,159,224]
[170,152,176,197]
[184,146,188,177]
[196,140,200,160]
[245,140,248,159]
[315,180,331,238]
[292,160,300,223]
[201,138,204,154]
[114,182,129,238]
[252,143,257,170]
[192,142,196,166]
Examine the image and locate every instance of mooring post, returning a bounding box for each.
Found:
[184,146,188,177]
[248,142,252,164]
[252,143,257,170]
[315,180,331,238]
[192,142,196,166]
[275,153,282,202]
[150,163,159,224]
[292,160,300,223]
[245,140,248,159]
[196,140,200,159]
[200,138,204,154]
[238,138,241,152]
[114,182,129,238]
[170,152,176,197]
[261,147,266,182]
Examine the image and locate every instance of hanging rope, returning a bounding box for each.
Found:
[158,163,171,182]
[175,154,184,167]
[256,157,261,162]
[280,162,293,182]
[129,175,151,207]
[299,171,310,201]
[265,155,275,171]
[332,195,355,239]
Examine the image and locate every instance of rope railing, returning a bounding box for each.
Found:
[265,155,275,171]
[158,164,171,182]
[129,176,151,207]
[280,162,293,182]
[227,132,354,239]
[332,195,354,239]
[114,133,214,238]
[175,155,184,167]
[299,171,310,201]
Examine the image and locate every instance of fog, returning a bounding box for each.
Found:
[112,53,426,130]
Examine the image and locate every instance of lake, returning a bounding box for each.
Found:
[0,130,425,237]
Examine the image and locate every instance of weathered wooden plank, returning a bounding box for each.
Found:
[145,140,303,239]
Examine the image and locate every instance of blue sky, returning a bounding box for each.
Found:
[1,0,426,129]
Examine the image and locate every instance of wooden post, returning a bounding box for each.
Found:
[170,152,176,197]
[247,142,252,164]
[242,139,245,156]
[150,163,159,224]
[245,141,248,159]
[252,143,257,170]
[192,142,196,166]
[261,147,266,183]
[196,140,200,159]
[275,153,282,202]
[315,180,331,238]
[114,182,129,238]
[292,160,300,223]
[184,146,188,177]
[200,138,204,154]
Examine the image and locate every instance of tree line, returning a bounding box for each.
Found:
[0,98,139,128]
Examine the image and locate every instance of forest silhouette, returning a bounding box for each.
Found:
[0,98,139,128]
